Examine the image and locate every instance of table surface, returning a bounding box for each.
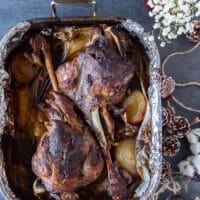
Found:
[0,0,200,199]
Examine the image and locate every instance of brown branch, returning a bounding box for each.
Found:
[29,34,59,92]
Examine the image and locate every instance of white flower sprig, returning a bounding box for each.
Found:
[147,0,200,46]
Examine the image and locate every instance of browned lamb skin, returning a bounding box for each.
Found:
[55,34,136,200]
[56,35,135,119]
[32,92,104,193]
[31,29,136,200]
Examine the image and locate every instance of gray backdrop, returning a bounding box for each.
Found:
[0,0,200,199]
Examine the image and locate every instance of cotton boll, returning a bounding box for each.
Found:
[178,160,189,172]
[184,165,195,177]
[192,128,200,137]
[186,156,193,162]
[178,160,195,177]
[187,131,199,144]
[187,128,200,145]
[191,155,200,175]
[190,143,200,155]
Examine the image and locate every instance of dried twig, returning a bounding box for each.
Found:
[28,34,59,92]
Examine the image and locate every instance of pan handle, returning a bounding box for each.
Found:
[51,0,97,17]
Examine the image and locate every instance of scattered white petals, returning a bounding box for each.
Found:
[148,35,155,41]
[153,23,161,29]
[160,41,166,47]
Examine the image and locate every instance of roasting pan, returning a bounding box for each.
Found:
[0,1,162,199]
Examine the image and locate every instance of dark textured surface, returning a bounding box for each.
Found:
[0,0,200,199]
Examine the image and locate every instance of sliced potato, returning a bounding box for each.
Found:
[123,90,147,124]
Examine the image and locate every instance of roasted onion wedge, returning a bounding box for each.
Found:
[53,27,102,61]
[123,90,147,125]
[115,138,137,175]
[10,51,39,85]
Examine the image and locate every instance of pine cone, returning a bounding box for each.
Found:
[186,20,200,43]
[162,107,174,126]
[161,76,175,99]
[161,159,172,183]
[163,136,180,157]
[167,116,191,138]
[166,194,183,200]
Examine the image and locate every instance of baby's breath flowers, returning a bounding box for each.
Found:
[147,0,200,46]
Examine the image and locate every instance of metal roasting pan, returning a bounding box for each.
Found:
[0,1,162,199]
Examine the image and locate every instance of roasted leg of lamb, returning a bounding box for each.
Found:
[55,29,136,200]
[29,26,139,200]
[56,31,135,118]
[32,92,104,194]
